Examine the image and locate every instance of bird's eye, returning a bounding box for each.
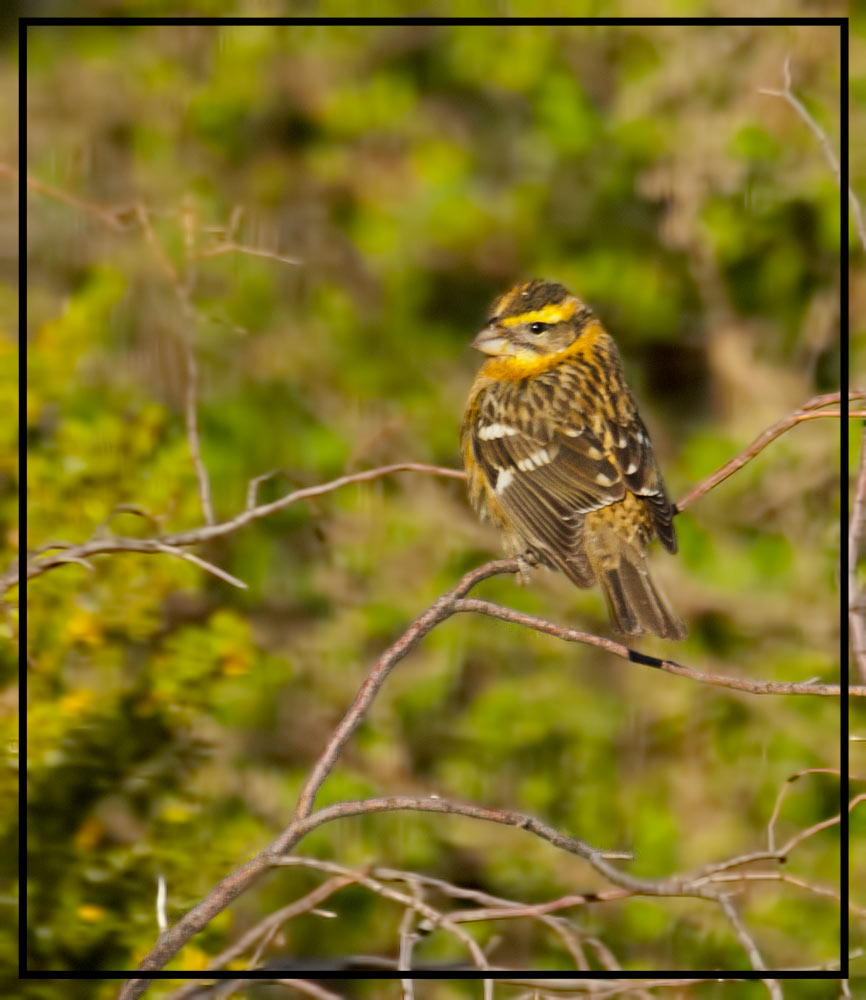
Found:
[529,322,548,335]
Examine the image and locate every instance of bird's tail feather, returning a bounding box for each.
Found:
[584,530,686,640]
[599,558,686,640]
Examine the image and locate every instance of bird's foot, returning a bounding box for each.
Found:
[515,551,537,586]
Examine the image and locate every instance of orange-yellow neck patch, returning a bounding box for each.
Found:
[500,298,578,328]
[480,319,605,381]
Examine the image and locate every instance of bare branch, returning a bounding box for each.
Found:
[767,768,840,852]
[16,538,247,591]
[777,811,843,857]
[134,203,215,526]
[759,56,866,253]
[453,597,852,697]
[675,391,846,512]
[18,386,848,598]
[245,469,281,512]
[196,240,302,267]
[116,787,770,995]
[121,778,850,996]
[165,875,358,996]
[701,871,864,919]
[268,850,492,973]
[719,896,766,970]
[14,463,466,594]
[717,895,781,999]
[369,864,595,964]
[3,161,132,230]
[850,435,866,683]
[285,559,518,826]
[151,543,247,590]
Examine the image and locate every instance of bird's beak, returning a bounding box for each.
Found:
[471,324,510,356]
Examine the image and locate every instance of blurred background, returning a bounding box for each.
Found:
[11,11,861,995]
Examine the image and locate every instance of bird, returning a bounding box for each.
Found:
[461,278,686,640]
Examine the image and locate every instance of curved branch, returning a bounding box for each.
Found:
[118,542,848,994]
[10,463,466,595]
[15,394,850,598]
[453,598,853,697]
[675,391,846,512]
[759,55,865,253]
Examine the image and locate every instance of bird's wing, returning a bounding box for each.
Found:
[600,408,677,553]
[471,406,623,562]
[472,384,676,556]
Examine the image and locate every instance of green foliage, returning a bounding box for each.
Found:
[18,20,848,979]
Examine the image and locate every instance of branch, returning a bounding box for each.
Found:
[452,597,852,696]
[280,859,594,964]
[200,875,355,980]
[851,428,866,683]
[10,466,463,597]
[12,463,466,595]
[759,61,866,679]
[119,545,849,994]
[717,896,782,1000]
[2,161,132,231]
[283,559,521,828]
[117,794,747,997]
[195,240,302,267]
[675,391,847,512]
[147,777,856,994]
[759,55,865,253]
[133,202,215,526]
[15,393,849,597]
[15,166,313,533]
[767,767,841,852]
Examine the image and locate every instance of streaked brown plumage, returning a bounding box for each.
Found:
[461,279,686,640]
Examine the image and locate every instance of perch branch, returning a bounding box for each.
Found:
[15,394,850,597]
[452,597,852,696]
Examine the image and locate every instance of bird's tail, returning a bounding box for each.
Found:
[583,523,686,640]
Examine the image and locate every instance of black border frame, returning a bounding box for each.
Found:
[19,12,851,988]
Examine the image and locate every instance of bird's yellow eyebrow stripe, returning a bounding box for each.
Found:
[501,299,577,327]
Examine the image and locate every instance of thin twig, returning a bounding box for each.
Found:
[196,241,302,266]
[759,62,866,681]
[270,852,490,973]
[851,434,866,683]
[767,768,840,852]
[700,871,865,919]
[3,161,132,230]
[119,788,787,995]
[18,538,247,590]
[152,543,247,590]
[778,811,843,857]
[369,865,594,965]
[717,894,768,972]
[14,463,466,594]
[134,203,216,526]
[675,391,845,512]
[165,875,358,997]
[759,55,866,252]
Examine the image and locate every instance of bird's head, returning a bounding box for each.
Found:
[472,279,592,360]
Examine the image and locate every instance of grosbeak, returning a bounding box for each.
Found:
[461,279,686,640]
